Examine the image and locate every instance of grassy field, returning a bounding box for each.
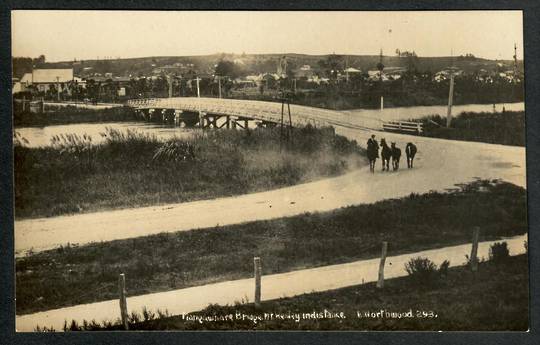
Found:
[14,125,364,219]
[16,180,527,315]
[419,111,525,146]
[13,106,138,127]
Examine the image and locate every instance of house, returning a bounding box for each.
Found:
[295,65,316,79]
[19,68,74,92]
[234,79,258,88]
[340,67,362,82]
[433,67,463,82]
[12,77,26,94]
[307,75,329,85]
[368,70,389,82]
[344,67,361,74]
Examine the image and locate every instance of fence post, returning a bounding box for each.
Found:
[118,273,129,330]
[376,242,388,288]
[470,227,480,272]
[254,257,262,308]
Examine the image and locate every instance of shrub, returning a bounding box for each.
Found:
[438,260,450,278]
[489,242,510,263]
[404,257,439,286]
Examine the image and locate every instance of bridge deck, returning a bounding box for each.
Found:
[127,97,382,130]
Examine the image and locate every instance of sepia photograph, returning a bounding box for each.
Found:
[10,10,529,332]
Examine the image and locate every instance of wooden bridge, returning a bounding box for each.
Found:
[126,97,379,130]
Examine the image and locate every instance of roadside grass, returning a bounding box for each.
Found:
[418,111,525,146]
[13,106,138,127]
[16,180,527,315]
[14,125,364,219]
[39,254,528,331]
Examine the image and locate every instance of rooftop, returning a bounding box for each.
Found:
[31,69,74,83]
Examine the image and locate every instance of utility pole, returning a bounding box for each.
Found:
[446,74,454,127]
[56,76,60,102]
[196,77,202,127]
[218,75,222,98]
[512,43,518,102]
[446,49,455,127]
[513,43,518,78]
[167,75,173,98]
[377,49,385,111]
[345,56,349,83]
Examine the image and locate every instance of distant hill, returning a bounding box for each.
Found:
[13,53,522,79]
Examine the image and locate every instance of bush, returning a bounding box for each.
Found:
[438,260,450,278]
[489,242,510,263]
[405,257,439,286]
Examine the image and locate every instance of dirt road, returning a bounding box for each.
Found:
[15,125,526,256]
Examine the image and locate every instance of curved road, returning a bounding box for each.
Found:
[14,119,526,255]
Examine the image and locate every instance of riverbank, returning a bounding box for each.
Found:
[16,180,527,314]
[14,126,364,219]
[418,111,525,146]
[13,106,138,127]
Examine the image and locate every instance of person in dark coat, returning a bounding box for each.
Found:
[367,134,379,173]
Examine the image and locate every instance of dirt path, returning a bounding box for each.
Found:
[16,234,527,331]
[15,124,526,256]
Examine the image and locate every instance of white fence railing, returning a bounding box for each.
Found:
[382,120,423,134]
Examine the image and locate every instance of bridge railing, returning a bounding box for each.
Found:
[127,97,379,130]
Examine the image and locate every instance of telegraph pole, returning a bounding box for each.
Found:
[377,49,385,111]
[446,74,454,127]
[196,77,202,127]
[446,50,455,127]
[167,75,173,98]
[56,76,60,102]
[218,75,222,98]
[511,43,518,102]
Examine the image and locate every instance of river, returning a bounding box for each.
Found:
[14,122,198,148]
[342,101,524,122]
[14,102,524,148]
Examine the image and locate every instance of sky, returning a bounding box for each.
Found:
[12,10,523,62]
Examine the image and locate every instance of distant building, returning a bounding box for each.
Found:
[341,67,362,82]
[12,77,25,94]
[367,66,406,81]
[307,75,329,85]
[434,67,463,82]
[368,70,389,82]
[19,68,74,92]
[295,67,315,79]
[344,67,361,73]
[234,79,258,88]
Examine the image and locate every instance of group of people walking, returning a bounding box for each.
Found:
[366,134,417,173]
